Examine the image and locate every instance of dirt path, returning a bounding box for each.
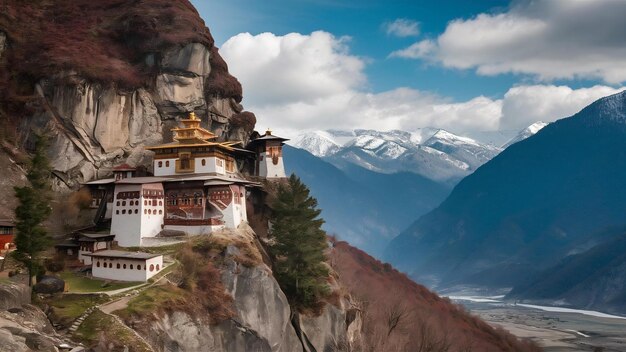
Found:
[99,295,134,314]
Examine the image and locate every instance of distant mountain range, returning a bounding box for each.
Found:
[385,91,626,294]
[291,127,539,185]
[283,146,450,257]
[286,124,546,257]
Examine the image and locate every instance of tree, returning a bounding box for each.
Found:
[269,174,330,312]
[13,134,52,286]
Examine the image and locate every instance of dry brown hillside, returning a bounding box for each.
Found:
[329,240,541,352]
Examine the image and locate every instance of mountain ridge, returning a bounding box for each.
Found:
[385,91,626,289]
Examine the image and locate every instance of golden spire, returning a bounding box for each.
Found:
[266,128,272,136]
[189,111,198,120]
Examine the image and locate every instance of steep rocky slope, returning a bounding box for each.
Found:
[386,91,626,289]
[0,0,256,195]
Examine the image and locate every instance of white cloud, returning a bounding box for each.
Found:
[392,0,626,83]
[389,40,435,59]
[220,31,365,106]
[220,31,623,139]
[501,85,624,130]
[383,19,420,37]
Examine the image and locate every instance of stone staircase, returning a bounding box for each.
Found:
[68,306,97,333]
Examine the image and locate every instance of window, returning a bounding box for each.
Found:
[176,152,193,173]
[123,264,127,269]
[109,263,113,268]
[159,201,162,206]
[148,209,152,215]
[134,209,138,214]
[152,200,157,206]
[156,264,160,271]
[130,264,134,269]
[122,201,126,206]
[144,209,147,214]
[166,161,170,167]
[117,263,120,269]
[122,209,126,214]
[116,210,119,215]
[144,200,148,206]
[116,201,120,206]
[225,159,235,172]
[137,265,142,270]
[149,264,155,272]
[158,161,163,168]
[201,159,206,166]
[96,261,100,267]
[159,210,163,215]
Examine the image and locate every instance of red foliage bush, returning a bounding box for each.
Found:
[230,111,257,132]
[330,241,540,352]
[0,0,213,88]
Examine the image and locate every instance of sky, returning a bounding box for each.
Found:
[191,0,626,139]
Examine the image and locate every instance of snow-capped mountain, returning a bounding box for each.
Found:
[291,130,342,157]
[502,122,548,148]
[291,128,501,183]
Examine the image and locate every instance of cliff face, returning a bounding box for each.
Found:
[0,0,256,192]
[120,234,360,352]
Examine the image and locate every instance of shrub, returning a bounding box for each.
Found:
[176,243,234,323]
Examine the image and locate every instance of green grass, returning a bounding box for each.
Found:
[115,284,186,320]
[75,310,152,352]
[60,271,142,293]
[43,293,109,327]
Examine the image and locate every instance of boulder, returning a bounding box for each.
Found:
[33,276,64,294]
[0,305,60,352]
[0,283,30,311]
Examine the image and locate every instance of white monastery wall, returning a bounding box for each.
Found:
[153,158,177,176]
[91,255,163,282]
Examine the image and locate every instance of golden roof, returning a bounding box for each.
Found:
[146,112,243,151]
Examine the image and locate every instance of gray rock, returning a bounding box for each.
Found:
[0,304,60,352]
[161,43,212,77]
[0,283,30,310]
[221,259,302,352]
[33,276,65,294]
[294,305,349,352]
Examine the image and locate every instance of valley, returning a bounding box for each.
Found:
[452,297,626,352]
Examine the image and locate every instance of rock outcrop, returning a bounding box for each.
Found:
[0,283,68,352]
[0,1,255,190]
[141,245,351,352]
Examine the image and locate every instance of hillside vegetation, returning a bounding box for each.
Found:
[330,240,540,351]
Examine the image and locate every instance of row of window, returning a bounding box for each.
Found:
[116,200,163,207]
[117,191,140,200]
[156,158,234,171]
[95,261,161,272]
[166,198,203,206]
[115,209,163,215]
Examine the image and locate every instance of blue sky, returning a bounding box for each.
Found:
[190,0,626,138]
[193,0,515,100]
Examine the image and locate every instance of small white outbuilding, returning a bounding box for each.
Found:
[85,250,164,282]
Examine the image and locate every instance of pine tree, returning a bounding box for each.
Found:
[13,135,52,286]
[269,174,330,312]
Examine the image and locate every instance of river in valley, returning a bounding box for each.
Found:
[448,294,626,351]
